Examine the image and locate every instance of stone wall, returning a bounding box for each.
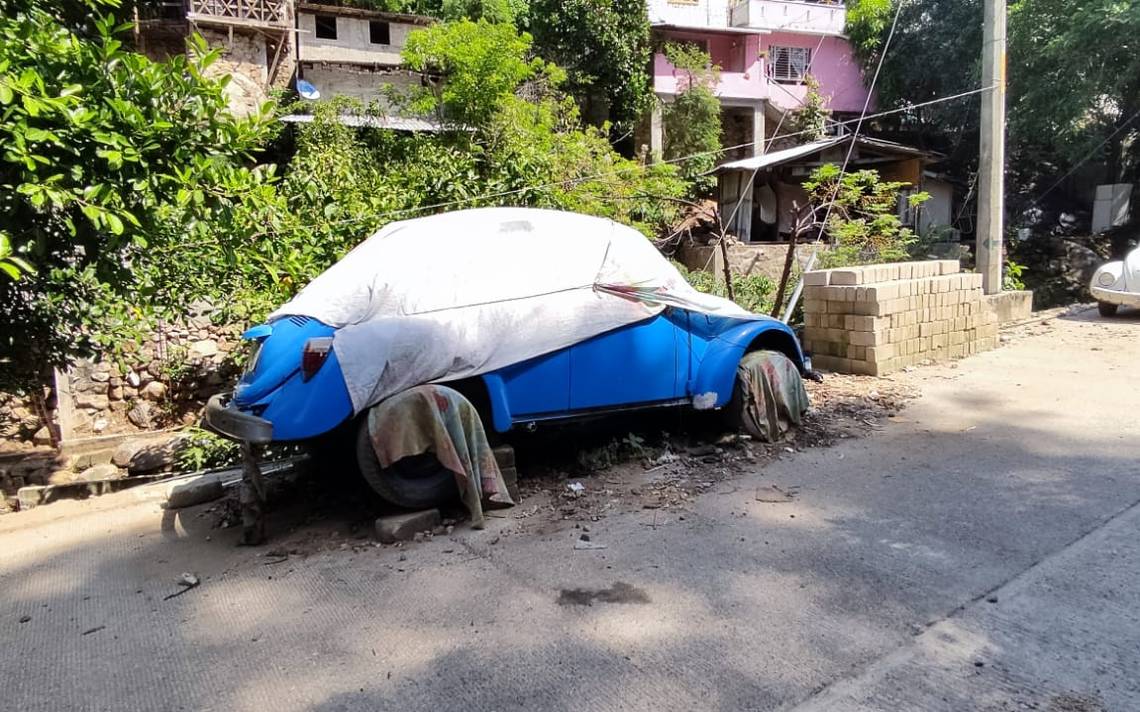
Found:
[675,240,831,282]
[199,28,270,117]
[60,300,242,440]
[801,260,999,376]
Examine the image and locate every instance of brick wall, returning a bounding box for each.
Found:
[802,260,999,376]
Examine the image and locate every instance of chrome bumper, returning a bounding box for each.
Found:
[203,393,273,444]
[1091,286,1140,308]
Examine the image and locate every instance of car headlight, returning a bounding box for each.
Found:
[1098,271,1117,287]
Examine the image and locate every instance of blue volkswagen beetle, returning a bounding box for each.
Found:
[203,208,808,505]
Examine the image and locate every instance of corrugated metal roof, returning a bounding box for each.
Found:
[712,135,942,174]
[280,113,450,133]
[712,137,844,174]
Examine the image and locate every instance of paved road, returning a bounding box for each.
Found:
[3,308,1139,711]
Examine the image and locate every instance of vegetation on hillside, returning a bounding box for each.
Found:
[0,1,689,390]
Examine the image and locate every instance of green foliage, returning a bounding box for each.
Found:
[175,427,241,471]
[661,43,722,189]
[846,0,1140,193]
[788,75,831,142]
[805,165,927,268]
[844,0,982,173]
[674,261,775,314]
[527,0,653,132]
[1003,259,1026,291]
[401,20,555,127]
[0,0,275,389]
[1008,0,1140,182]
[439,0,524,24]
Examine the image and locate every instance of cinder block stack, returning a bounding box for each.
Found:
[801,260,999,376]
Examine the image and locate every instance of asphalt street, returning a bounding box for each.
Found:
[2,307,1138,711]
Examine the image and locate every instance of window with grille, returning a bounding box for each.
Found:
[768,46,812,82]
[369,21,390,45]
[314,14,337,40]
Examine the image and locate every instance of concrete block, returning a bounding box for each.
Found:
[17,486,45,510]
[165,478,224,510]
[937,259,960,275]
[830,269,864,286]
[846,344,867,361]
[866,344,894,361]
[375,509,442,544]
[848,359,880,376]
[849,330,885,346]
[983,290,1033,324]
[804,285,828,300]
[803,299,827,314]
[803,270,832,286]
[845,315,886,332]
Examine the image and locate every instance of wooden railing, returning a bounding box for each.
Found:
[188,0,289,26]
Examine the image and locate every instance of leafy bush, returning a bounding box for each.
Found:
[805,165,928,268]
[674,262,775,315]
[661,43,722,190]
[175,427,241,471]
[1003,259,1026,291]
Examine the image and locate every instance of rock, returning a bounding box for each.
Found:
[108,376,122,388]
[47,469,78,485]
[189,339,219,359]
[16,486,45,510]
[109,400,129,413]
[77,464,123,482]
[165,478,224,509]
[112,439,148,467]
[142,381,167,401]
[375,509,441,544]
[127,436,187,474]
[126,371,141,387]
[32,426,53,446]
[90,370,111,383]
[127,402,152,429]
[146,361,163,378]
[92,418,109,433]
[75,393,109,411]
[123,386,138,399]
[109,386,124,401]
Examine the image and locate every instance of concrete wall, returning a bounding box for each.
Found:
[675,240,831,281]
[918,177,954,234]
[298,11,417,65]
[762,32,869,114]
[802,261,999,375]
[647,0,732,27]
[300,63,418,107]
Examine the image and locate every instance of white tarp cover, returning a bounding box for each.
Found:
[272,207,754,414]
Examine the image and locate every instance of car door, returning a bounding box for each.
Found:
[568,311,682,411]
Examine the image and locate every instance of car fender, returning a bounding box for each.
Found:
[690,320,804,410]
[1091,260,1126,293]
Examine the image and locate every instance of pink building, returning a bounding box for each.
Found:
[646,0,870,158]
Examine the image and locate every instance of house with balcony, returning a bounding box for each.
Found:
[645,0,869,160]
[134,1,434,118]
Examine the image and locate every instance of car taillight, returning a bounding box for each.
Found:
[301,337,334,381]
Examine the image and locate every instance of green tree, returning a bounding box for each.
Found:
[661,42,722,189]
[805,164,928,267]
[527,0,652,133]
[788,75,831,142]
[0,0,274,388]
[1008,0,1140,183]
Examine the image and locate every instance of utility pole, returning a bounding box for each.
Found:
[977,0,1007,294]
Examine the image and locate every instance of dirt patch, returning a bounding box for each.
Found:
[557,582,651,607]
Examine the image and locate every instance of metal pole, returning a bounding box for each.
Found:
[977,0,1007,294]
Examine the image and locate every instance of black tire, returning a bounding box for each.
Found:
[355,421,458,509]
[1098,301,1119,317]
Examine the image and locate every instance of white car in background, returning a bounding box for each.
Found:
[1091,246,1140,316]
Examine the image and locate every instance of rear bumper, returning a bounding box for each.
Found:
[1091,286,1140,307]
[203,393,274,444]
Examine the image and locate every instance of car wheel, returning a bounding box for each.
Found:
[1098,301,1119,317]
[355,421,459,509]
[725,350,805,442]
